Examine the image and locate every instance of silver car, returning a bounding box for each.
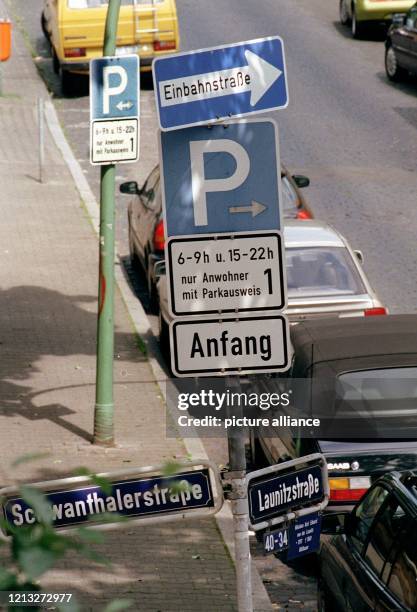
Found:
[156,220,386,351]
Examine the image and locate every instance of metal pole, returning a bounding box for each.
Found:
[227,377,253,612]
[38,97,44,183]
[93,0,121,446]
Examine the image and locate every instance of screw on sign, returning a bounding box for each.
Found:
[0,20,11,62]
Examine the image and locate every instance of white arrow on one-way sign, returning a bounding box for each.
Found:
[158,51,281,109]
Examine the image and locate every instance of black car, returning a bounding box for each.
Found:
[319,470,417,611]
[250,315,417,512]
[385,5,417,81]
[120,164,312,312]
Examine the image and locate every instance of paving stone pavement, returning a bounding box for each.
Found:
[0,10,245,611]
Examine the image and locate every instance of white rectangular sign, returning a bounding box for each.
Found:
[167,232,285,316]
[170,314,290,377]
[91,118,139,164]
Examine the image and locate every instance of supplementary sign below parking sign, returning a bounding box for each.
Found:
[90,55,139,165]
[160,119,282,236]
[167,232,286,316]
[153,37,288,130]
[287,513,321,560]
[170,314,289,377]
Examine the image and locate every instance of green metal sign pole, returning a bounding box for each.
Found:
[93,0,121,446]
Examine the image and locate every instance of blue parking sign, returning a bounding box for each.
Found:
[160,119,282,237]
[90,55,139,120]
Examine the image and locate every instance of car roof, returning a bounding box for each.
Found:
[283,220,345,248]
[290,315,417,376]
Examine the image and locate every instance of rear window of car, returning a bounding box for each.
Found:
[285,246,366,298]
[67,0,162,8]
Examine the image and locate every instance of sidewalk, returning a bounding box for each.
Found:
[0,13,271,612]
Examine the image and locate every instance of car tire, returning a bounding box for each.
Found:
[385,44,406,82]
[159,311,170,363]
[52,47,60,75]
[339,0,350,25]
[317,579,332,612]
[41,12,49,40]
[61,70,78,96]
[147,266,159,314]
[351,7,365,39]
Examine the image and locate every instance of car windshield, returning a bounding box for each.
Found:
[281,176,299,217]
[285,246,366,297]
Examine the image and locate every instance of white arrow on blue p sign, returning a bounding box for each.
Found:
[90,55,140,165]
[153,36,288,131]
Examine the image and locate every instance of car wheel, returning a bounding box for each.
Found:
[41,12,49,39]
[159,311,170,362]
[52,47,60,75]
[147,266,159,314]
[385,44,406,82]
[351,7,365,38]
[339,0,350,25]
[317,579,332,612]
[61,70,78,96]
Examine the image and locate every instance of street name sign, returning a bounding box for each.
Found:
[0,462,223,534]
[153,36,288,130]
[166,232,285,316]
[170,314,289,377]
[90,55,139,165]
[245,454,329,531]
[160,119,282,237]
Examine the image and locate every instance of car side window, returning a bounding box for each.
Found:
[141,166,160,209]
[406,8,417,29]
[387,528,417,610]
[348,486,389,553]
[364,495,408,577]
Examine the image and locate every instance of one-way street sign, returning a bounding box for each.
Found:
[153,36,288,131]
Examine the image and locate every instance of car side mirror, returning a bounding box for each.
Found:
[354,250,364,264]
[392,12,406,26]
[321,512,349,535]
[119,181,141,195]
[292,175,310,189]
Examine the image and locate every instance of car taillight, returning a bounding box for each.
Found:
[296,209,312,220]
[329,476,371,502]
[364,307,387,316]
[64,48,86,58]
[153,219,165,252]
[154,41,176,51]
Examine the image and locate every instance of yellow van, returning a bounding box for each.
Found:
[41,0,179,93]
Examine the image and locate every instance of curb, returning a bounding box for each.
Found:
[43,94,273,612]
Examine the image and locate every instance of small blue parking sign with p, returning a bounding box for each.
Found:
[160,119,282,237]
[90,55,140,165]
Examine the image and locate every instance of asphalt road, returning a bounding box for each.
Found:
[8,0,417,608]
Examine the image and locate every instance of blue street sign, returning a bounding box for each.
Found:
[160,119,281,237]
[153,36,288,130]
[90,55,139,120]
[287,513,321,560]
[3,470,213,530]
[248,464,324,526]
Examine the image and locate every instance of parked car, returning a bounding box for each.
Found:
[339,0,415,38]
[41,0,180,94]
[319,470,417,611]
[250,315,417,513]
[157,220,386,340]
[385,4,417,81]
[121,166,313,312]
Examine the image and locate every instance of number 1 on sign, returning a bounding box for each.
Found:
[264,268,272,294]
